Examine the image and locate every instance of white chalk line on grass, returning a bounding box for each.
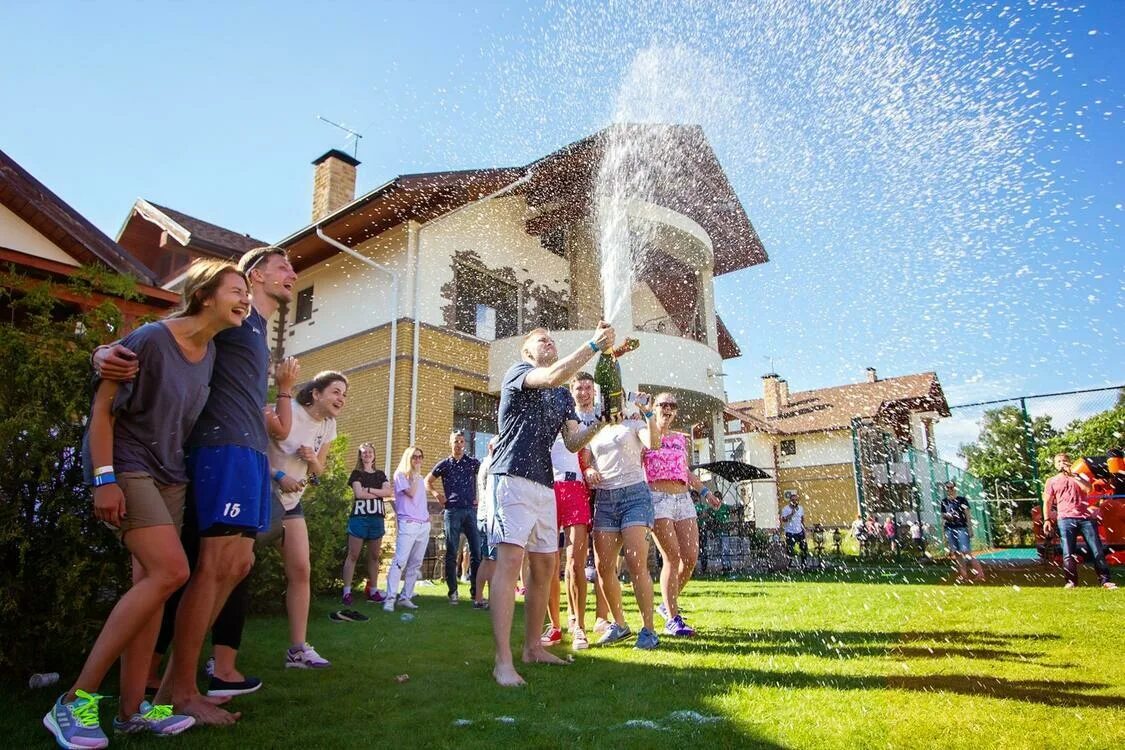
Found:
[452,709,725,731]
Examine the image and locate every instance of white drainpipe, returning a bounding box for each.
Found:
[315,226,398,472]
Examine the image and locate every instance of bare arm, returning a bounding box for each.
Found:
[397,474,418,498]
[92,342,138,382]
[523,322,614,389]
[299,440,331,477]
[561,418,606,453]
[264,357,300,440]
[425,471,446,507]
[88,380,126,527]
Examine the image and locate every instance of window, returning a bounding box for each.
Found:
[295,286,314,323]
[780,439,796,456]
[453,388,499,459]
[454,264,517,340]
[725,438,745,462]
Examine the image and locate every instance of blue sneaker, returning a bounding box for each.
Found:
[596,622,633,645]
[42,690,108,749]
[634,627,660,650]
[113,701,195,736]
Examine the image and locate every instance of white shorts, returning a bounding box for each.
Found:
[651,490,698,522]
[487,475,559,554]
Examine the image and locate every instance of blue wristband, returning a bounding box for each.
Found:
[92,472,117,488]
[588,340,599,353]
[273,470,286,482]
[700,487,711,498]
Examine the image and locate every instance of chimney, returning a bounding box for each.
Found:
[778,379,790,407]
[865,367,878,383]
[762,373,781,419]
[311,149,360,223]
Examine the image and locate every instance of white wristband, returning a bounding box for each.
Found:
[94,465,115,477]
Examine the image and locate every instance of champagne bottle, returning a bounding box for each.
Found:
[593,337,639,422]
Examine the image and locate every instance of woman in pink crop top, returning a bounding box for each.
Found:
[644,392,720,637]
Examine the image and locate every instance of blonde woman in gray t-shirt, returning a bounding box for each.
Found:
[44,261,248,749]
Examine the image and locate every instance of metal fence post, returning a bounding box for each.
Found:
[1020,397,1040,498]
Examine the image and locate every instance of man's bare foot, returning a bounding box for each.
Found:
[203,694,232,706]
[522,647,570,665]
[492,663,526,687]
[176,696,241,725]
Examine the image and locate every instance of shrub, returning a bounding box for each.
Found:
[0,269,137,673]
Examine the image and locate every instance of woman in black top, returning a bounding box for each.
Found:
[341,442,393,604]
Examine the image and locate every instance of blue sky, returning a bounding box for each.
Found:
[2,1,1121,443]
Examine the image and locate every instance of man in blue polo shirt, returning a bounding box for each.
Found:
[426,431,482,605]
[486,323,614,687]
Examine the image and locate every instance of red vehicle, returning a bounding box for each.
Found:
[1032,452,1125,566]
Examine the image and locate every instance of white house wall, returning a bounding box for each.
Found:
[775,431,854,469]
[286,224,409,354]
[0,202,80,266]
[414,196,571,329]
[631,282,680,334]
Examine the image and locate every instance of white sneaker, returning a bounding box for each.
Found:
[572,627,589,651]
[398,598,418,610]
[285,643,330,669]
[383,596,395,612]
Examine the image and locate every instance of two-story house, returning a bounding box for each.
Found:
[724,368,950,530]
[271,125,768,476]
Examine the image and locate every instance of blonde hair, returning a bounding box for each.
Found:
[170,259,246,319]
[395,445,423,479]
[520,327,550,358]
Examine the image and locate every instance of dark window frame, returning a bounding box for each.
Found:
[294,286,314,324]
[780,438,797,456]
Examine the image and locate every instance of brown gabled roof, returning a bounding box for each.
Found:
[726,372,950,435]
[0,148,158,283]
[279,125,766,277]
[123,199,268,260]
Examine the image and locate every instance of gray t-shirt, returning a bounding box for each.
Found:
[490,361,577,488]
[188,307,271,452]
[84,321,215,485]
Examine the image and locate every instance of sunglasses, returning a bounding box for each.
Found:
[412,454,424,459]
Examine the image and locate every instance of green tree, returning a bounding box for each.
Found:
[958,404,1057,499]
[1039,400,1125,476]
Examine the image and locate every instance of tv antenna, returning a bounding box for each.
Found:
[316,115,364,159]
[762,355,781,374]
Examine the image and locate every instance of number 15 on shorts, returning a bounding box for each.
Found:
[223,502,242,518]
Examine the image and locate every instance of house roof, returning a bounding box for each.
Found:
[278,125,767,277]
[725,372,950,435]
[0,148,158,283]
[121,199,269,260]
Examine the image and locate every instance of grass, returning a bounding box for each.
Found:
[5,563,1124,749]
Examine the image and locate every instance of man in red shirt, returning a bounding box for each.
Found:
[1043,453,1117,589]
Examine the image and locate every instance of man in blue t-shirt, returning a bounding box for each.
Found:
[426,430,482,605]
[486,323,614,687]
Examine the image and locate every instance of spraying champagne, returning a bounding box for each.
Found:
[593,337,639,422]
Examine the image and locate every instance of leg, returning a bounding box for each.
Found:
[565,525,589,630]
[342,535,363,593]
[443,511,459,597]
[490,543,526,686]
[160,535,252,724]
[546,550,562,631]
[593,531,625,624]
[210,575,249,681]
[400,523,431,601]
[651,518,680,618]
[621,526,655,632]
[674,517,700,594]
[1059,519,1079,585]
[281,517,312,647]
[464,512,482,600]
[798,533,809,565]
[523,550,569,665]
[1080,520,1112,584]
[592,544,610,624]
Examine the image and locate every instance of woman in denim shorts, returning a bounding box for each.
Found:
[582,395,661,649]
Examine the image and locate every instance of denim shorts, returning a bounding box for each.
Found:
[593,482,654,533]
[347,514,385,540]
[945,527,971,553]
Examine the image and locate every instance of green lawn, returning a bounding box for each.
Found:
[6,564,1123,749]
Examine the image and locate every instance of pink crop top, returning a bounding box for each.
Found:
[643,432,691,484]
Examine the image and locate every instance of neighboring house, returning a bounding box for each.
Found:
[0,148,177,326]
[115,199,268,285]
[723,368,950,529]
[273,126,768,481]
